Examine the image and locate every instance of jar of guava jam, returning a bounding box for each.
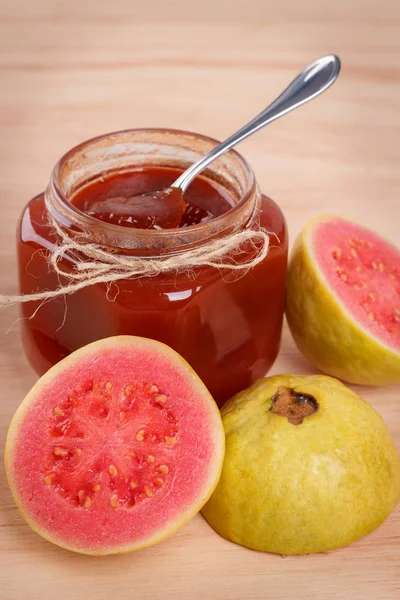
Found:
[18,129,288,405]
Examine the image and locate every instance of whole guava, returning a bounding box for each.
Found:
[202,374,400,554]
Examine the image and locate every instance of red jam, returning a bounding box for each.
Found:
[70,167,234,229]
[17,135,288,406]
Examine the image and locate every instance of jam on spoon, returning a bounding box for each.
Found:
[70,166,233,229]
[89,186,186,229]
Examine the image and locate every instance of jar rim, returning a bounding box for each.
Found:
[46,128,259,252]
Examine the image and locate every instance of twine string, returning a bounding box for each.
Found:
[0,203,270,307]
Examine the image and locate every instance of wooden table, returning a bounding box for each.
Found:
[1,1,399,598]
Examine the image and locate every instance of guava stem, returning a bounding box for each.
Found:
[270,387,318,425]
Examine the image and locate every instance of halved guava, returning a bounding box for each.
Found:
[286,215,400,385]
[202,374,400,554]
[5,336,224,555]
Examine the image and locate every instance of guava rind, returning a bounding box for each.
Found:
[286,215,400,385]
[5,336,225,555]
[202,374,400,554]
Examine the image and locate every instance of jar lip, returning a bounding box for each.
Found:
[48,128,257,250]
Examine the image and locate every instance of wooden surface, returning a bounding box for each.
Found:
[1,1,400,598]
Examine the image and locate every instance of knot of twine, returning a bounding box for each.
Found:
[0,203,270,307]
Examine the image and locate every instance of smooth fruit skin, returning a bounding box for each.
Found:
[286,215,400,385]
[5,336,225,555]
[202,374,400,554]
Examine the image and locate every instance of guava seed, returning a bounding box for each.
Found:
[44,474,55,486]
[159,464,169,475]
[53,407,64,417]
[108,464,118,477]
[110,494,119,508]
[83,496,92,509]
[54,447,68,457]
[136,430,145,442]
[154,394,168,404]
[144,486,153,497]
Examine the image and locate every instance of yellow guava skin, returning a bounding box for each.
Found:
[286,215,400,385]
[202,374,400,555]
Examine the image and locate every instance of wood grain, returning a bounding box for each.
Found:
[0,1,399,598]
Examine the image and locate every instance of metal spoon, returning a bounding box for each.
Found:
[91,55,341,228]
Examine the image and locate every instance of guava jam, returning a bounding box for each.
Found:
[17,135,288,406]
[70,167,234,229]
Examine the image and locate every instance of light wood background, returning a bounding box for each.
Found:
[0,1,399,599]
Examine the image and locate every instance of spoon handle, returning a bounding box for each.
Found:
[173,55,341,193]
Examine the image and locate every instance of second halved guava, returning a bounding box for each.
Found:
[286,215,400,385]
[202,374,400,554]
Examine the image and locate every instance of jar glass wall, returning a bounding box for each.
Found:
[18,129,288,405]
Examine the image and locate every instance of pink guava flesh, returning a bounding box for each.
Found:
[312,218,400,351]
[9,340,222,553]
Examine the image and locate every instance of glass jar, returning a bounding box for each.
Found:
[18,129,288,406]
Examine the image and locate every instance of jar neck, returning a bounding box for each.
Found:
[45,129,260,255]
